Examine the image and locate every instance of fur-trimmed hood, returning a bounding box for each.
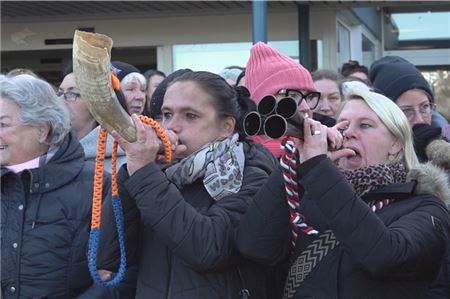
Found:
[426,139,450,170]
[408,161,450,206]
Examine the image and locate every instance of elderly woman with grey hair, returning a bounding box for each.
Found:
[0,74,123,298]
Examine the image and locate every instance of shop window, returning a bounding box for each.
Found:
[362,35,375,67]
[384,11,450,50]
[172,40,322,73]
[337,22,351,68]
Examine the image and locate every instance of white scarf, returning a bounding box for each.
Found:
[165,133,245,201]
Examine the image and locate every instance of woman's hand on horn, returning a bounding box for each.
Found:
[112,114,160,176]
[165,129,187,158]
[297,118,328,163]
[297,118,355,164]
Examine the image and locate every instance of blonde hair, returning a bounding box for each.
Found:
[339,81,419,170]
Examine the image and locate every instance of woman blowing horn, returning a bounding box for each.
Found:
[97,71,280,298]
[236,82,450,299]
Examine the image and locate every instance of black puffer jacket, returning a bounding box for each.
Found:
[1,131,112,298]
[238,156,450,299]
[98,141,279,299]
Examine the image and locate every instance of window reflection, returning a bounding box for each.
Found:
[172,40,323,73]
[337,22,351,68]
[384,11,450,50]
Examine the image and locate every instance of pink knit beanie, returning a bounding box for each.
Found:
[246,42,316,104]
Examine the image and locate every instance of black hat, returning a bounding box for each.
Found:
[369,56,433,102]
[111,61,141,81]
[149,68,192,119]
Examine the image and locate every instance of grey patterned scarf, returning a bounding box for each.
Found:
[165,133,245,201]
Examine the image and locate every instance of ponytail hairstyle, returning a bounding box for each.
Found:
[170,71,256,140]
[234,85,256,140]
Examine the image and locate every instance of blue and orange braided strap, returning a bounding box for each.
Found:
[88,116,172,287]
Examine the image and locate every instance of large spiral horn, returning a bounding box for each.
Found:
[72,30,137,142]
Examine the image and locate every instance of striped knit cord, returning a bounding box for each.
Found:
[280,138,318,247]
[369,198,393,212]
[88,116,172,287]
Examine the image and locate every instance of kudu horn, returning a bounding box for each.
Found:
[72,30,137,142]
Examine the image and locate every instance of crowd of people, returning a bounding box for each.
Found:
[1,41,449,299]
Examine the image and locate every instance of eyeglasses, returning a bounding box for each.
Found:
[277,89,321,109]
[399,102,435,121]
[56,89,81,102]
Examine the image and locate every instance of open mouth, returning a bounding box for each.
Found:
[346,146,360,156]
[343,146,362,166]
[0,145,7,150]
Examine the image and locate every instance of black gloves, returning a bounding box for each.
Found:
[412,123,442,162]
[312,113,336,128]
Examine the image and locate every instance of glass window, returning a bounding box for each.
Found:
[173,42,251,73]
[384,11,450,50]
[362,35,375,67]
[337,22,351,68]
[172,40,322,73]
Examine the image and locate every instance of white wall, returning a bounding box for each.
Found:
[2,9,341,73]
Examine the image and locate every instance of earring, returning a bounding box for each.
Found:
[387,153,396,163]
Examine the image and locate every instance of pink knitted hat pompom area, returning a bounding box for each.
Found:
[245,42,316,104]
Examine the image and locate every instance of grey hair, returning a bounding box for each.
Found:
[121,72,147,87]
[0,74,71,145]
[338,81,419,170]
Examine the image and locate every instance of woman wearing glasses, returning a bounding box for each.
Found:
[236,82,449,299]
[370,56,450,298]
[241,42,349,297]
[58,66,97,140]
[369,56,449,156]
[58,63,128,173]
[245,42,343,158]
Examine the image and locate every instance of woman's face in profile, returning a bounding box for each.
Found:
[161,81,231,158]
[0,97,49,165]
[337,100,402,170]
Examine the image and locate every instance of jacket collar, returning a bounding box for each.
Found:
[364,162,449,206]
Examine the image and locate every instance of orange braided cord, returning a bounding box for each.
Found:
[91,117,172,229]
[110,70,121,91]
[138,115,172,162]
[111,141,119,197]
[91,128,107,229]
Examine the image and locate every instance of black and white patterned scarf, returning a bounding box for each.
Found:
[165,133,245,201]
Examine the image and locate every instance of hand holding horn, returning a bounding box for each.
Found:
[72,30,172,156]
